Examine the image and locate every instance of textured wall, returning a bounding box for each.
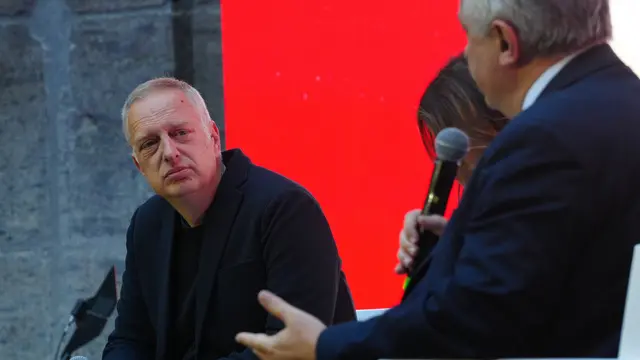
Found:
[0,0,224,358]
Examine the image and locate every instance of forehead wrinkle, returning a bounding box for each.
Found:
[128,90,204,146]
[129,99,178,138]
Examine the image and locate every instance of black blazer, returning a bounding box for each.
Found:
[103,149,356,360]
[316,44,640,359]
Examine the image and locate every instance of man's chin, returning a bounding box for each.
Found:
[163,179,199,197]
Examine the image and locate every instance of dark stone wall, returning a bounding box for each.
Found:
[0,0,224,358]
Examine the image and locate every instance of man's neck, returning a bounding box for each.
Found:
[172,194,214,227]
[502,55,568,118]
[170,163,225,227]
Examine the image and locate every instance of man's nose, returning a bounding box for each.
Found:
[161,137,180,164]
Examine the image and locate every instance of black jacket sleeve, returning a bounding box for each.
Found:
[218,187,342,360]
[261,187,341,324]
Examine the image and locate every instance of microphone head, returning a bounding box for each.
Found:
[434,127,470,162]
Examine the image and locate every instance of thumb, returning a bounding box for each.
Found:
[416,215,447,235]
[257,290,294,323]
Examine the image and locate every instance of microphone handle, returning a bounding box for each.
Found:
[402,159,459,300]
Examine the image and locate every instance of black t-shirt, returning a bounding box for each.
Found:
[167,217,204,360]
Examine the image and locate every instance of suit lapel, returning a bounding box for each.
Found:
[156,205,176,360]
[194,149,249,347]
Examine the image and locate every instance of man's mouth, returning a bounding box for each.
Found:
[165,166,189,178]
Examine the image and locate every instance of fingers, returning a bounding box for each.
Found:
[400,211,420,256]
[236,332,274,355]
[396,210,421,274]
[398,246,414,269]
[400,232,418,257]
[402,209,421,242]
[395,242,415,274]
[396,210,448,275]
[257,290,295,323]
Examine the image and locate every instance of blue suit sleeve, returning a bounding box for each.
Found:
[316,124,590,359]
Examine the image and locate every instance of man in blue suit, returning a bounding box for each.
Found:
[235,0,640,358]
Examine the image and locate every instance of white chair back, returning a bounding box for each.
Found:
[356,308,388,321]
[618,244,640,359]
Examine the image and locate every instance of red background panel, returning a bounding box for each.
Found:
[221,1,466,308]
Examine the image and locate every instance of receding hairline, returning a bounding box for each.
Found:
[121,77,212,144]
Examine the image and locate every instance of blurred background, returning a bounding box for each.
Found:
[1,0,638,359]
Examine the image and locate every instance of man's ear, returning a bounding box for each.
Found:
[208,120,222,151]
[209,119,220,138]
[132,153,143,173]
[491,19,520,66]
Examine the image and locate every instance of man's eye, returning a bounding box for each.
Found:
[176,129,189,136]
[140,140,156,150]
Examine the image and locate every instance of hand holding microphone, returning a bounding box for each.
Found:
[401,128,469,299]
[394,211,447,274]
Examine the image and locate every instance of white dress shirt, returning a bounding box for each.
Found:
[521,52,581,111]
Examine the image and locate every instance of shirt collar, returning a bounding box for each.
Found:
[521,52,581,111]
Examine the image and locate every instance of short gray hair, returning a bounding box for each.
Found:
[461,0,611,59]
[121,77,212,143]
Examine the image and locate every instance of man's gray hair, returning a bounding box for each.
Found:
[462,0,611,59]
[121,77,212,143]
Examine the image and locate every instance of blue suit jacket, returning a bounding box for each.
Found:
[317,44,640,359]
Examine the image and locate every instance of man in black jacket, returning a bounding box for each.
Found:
[102,77,355,360]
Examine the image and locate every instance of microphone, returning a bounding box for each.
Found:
[402,127,470,299]
[54,266,119,360]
